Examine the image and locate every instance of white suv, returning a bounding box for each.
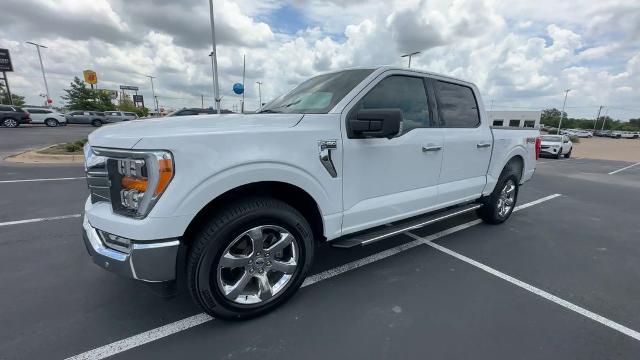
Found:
[24,108,67,127]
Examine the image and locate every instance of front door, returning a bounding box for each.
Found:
[341,72,444,235]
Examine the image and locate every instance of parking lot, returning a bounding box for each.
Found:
[1,127,640,359]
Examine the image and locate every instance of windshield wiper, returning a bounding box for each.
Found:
[259,99,303,113]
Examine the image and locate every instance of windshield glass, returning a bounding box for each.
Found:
[541,135,562,142]
[259,69,374,114]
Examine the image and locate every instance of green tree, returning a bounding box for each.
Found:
[61,77,115,111]
[118,100,149,117]
[0,81,25,106]
[541,108,566,127]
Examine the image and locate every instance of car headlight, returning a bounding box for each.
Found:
[92,147,174,218]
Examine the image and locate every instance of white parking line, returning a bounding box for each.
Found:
[0,214,81,227]
[0,177,84,184]
[65,194,562,360]
[608,162,640,175]
[405,233,640,342]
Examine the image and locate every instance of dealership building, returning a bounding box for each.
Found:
[487,110,541,128]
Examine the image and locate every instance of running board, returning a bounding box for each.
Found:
[331,203,482,248]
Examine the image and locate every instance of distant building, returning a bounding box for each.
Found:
[488,110,541,128]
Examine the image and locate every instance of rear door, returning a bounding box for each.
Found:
[27,109,45,123]
[431,79,492,206]
[341,72,445,234]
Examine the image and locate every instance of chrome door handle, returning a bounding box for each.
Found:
[476,143,492,148]
[422,145,443,152]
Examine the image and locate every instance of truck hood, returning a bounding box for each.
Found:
[88,113,304,149]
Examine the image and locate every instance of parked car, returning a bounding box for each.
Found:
[82,66,540,319]
[610,131,623,139]
[573,130,593,138]
[65,111,107,127]
[24,107,67,127]
[104,111,138,123]
[594,130,608,137]
[0,105,31,128]
[620,131,639,139]
[540,135,572,158]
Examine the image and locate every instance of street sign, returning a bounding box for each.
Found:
[233,83,244,95]
[133,94,143,103]
[0,48,13,72]
[119,85,139,91]
[83,70,97,84]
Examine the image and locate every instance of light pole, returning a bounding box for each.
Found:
[26,41,51,107]
[594,105,603,131]
[601,108,609,131]
[208,0,221,114]
[145,75,158,116]
[256,81,263,108]
[557,89,571,134]
[401,51,421,68]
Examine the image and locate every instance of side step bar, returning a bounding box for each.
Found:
[331,203,482,248]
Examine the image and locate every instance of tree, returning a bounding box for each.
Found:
[118,100,149,117]
[61,77,115,111]
[0,81,25,106]
[541,108,566,127]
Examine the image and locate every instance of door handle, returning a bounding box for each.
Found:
[422,145,443,152]
[476,143,492,148]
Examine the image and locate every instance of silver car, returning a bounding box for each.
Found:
[65,111,107,127]
[104,111,138,123]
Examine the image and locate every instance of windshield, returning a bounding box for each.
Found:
[541,135,562,142]
[258,69,374,114]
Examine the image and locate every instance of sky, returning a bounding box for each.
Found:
[0,0,639,120]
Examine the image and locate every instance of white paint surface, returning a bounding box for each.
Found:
[608,162,640,175]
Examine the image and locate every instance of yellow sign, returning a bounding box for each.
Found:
[83,70,98,84]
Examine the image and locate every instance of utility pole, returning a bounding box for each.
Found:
[594,105,603,130]
[256,81,263,109]
[26,41,51,107]
[401,51,421,68]
[208,0,221,114]
[241,54,246,114]
[145,75,158,116]
[558,89,571,134]
[201,94,204,109]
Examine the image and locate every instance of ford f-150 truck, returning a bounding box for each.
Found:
[83,66,541,319]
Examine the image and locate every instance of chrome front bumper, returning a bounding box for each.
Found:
[82,216,180,283]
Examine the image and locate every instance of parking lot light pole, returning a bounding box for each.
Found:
[256,81,262,108]
[208,0,221,114]
[26,41,50,107]
[401,51,421,68]
[558,89,570,134]
[145,75,158,116]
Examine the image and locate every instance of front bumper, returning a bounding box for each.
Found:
[540,147,560,156]
[82,216,180,282]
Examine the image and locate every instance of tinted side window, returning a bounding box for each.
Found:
[435,81,480,128]
[0,106,11,111]
[356,76,431,133]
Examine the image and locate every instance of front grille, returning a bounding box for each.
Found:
[86,157,110,204]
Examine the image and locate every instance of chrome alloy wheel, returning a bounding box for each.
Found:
[497,179,516,217]
[4,118,18,127]
[216,225,298,305]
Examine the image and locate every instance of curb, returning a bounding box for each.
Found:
[4,144,85,164]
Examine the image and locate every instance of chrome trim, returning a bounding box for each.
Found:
[318,140,338,178]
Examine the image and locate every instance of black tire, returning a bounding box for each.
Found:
[477,164,520,224]
[555,149,562,159]
[564,147,572,158]
[91,119,102,127]
[187,197,314,320]
[45,118,59,127]
[3,118,19,128]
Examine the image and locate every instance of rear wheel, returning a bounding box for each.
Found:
[45,118,59,127]
[3,118,19,128]
[91,119,102,127]
[477,165,520,224]
[187,197,314,320]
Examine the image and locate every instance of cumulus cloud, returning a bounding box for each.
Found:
[0,0,638,119]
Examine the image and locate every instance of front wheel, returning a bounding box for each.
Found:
[187,198,314,320]
[477,169,519,224]
[91,119,102,127]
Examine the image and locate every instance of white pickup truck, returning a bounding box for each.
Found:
[83,66,540,319]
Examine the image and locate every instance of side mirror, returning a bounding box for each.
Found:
[347,108,402,139]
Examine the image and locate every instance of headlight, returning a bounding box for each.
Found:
[92,147,174,218]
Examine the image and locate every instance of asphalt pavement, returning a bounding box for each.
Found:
[1,134,639,359]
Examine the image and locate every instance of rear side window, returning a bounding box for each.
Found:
[434,81,480,128]
[0,106,11,111]
[356,75,432,134]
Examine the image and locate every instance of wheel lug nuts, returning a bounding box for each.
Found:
[266,261,271,267]
[248,259,252,264]
[249,268,254,273]
[258,269,264,274]
[265,252,270,257]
